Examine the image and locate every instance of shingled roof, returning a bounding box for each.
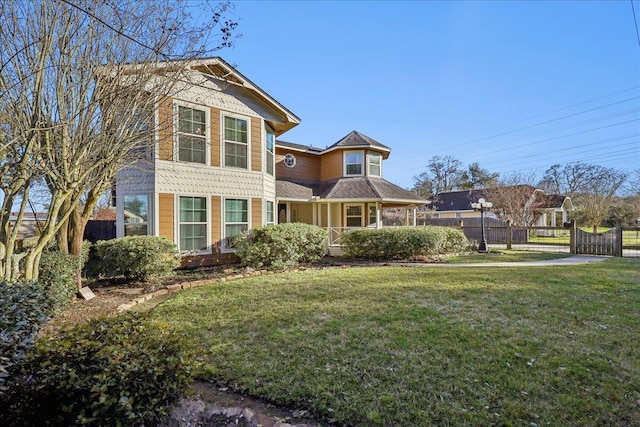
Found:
[277,177,425,204]
[432,189,489,211]
[326,131,391,152]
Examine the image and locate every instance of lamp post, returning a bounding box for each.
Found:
[471,198,493,253]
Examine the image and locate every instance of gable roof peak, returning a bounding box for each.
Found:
[327,130,391,152]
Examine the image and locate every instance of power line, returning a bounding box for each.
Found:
[631,0,640,48]
[385,89,640,165]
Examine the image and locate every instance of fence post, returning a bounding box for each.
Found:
[614,219,623,257]
[569,220,577,254]
[506,220,512,250]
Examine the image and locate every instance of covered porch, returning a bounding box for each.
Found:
[276,177,427,255]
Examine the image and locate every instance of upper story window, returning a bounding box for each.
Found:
[367,152,382,177]
[266,130,275,176]
[177,106,206,164]
[224,115,248,169]
[344,151,363,176]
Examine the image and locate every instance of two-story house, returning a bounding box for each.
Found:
[115,57,300,266]
[115,58,425,265]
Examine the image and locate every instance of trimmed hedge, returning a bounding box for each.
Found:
[340,226,468,260]
[91,236,180,280]
[38,250,81,313]
[1,314,191,426]
[235,223,328,270]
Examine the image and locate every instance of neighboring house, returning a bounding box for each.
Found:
[115,58,425,265]
[275,131,427,253]
[430,189,498,220]
[432,188,573,231]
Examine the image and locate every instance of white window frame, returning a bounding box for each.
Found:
[223,197,250,252]
[221,112,250,170]
[265,200,275,225]
[367,204,378,227]
[283,153,296,167]
[265,126,275,176]
[344,150,364,176]
[367,152,382,177]
[344,203,365,228]
[123,194,150,236]
[174,102,209,165]
[176,195,211,255]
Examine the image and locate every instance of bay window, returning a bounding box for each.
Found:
[179,196,207,252]
[224,115,248,168]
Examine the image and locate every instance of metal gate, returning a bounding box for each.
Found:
[575,228,616,255]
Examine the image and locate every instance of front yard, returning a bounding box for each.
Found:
[152,258,640,426]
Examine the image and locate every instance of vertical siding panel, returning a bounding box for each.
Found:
[210,107,221,167]
[252,198,262,228]
[320,150,343,181]
[158,193,174,241]
[251,117,262,172]
[158,97,174,161]
[211,196,221,249]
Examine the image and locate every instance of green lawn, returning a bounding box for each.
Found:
[444,250,570,263]
[151,259,640,426]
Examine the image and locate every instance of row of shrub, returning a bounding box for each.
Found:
[340,226,469,260]
[0,314,191,426]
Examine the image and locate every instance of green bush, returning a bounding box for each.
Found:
[91,236,180,280]
[340,226,468,260]
[235,223,328,270]
[0,281,53,394]
[1,313,191,426]
[38,250,82,313]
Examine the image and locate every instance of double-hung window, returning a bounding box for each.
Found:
[224,198,248,249]
[367,152,382,177]
[266,200,275,225]
[344,151,363,176]
[265,130,275,175]
[177,106,206,164]
[179,196,207,252]
[224,116,248,168]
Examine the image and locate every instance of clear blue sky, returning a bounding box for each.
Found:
[213,0,639,189]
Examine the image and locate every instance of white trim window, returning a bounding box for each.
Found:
[179,196,208,252]
[344,151,364,176]
[283,153,296,167]
[177,105,207,164]
[266,129,275,176]
[223,115,249,169]
[224,198,249,249]
[266,200,275,225]
[123,194,149,236]
[345,204,364,227]
[367,152,382,177]
[368,204,377,227]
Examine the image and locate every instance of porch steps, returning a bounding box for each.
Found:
[328,246,344,257]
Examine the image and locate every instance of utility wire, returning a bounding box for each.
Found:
[631,0,640,47]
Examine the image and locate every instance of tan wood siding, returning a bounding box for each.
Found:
[320,150,343,181]
[252,198,262,227]
[251,117,262,172]
[158,97,174,161]
[211,195,221,248]
[158,193,174,241]
[210,107,221,167]
[275,149,321,182]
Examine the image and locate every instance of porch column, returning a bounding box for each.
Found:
[327,203,332,245]
[376,202,381,228]
[405,208,409,226]
[413,207,417,226]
